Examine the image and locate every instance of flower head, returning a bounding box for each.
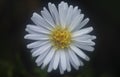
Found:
[24,1,96,74]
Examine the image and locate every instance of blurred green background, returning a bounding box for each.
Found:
[0,0,120,77]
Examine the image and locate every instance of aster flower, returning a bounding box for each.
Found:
[24,1,96,74]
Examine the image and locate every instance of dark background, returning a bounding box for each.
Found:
[0,0,120,77]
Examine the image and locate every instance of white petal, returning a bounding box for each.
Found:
[69,14,84,31]
[24,34,49,40]
[72,35,96,40]
[60,50,67,71]
[35,47,50,66]
[26,24,50,34]
[53,51,60,70]
[65,51,71,72]
[79,59,84,66]
[79,18,89,29]
[72,6,81,19]
[72,35,96,46]
[68,54,79,70]
[41,7,55,27]
[75,40,95,46]
[36,59,43,67]
[70,45,90,61]
[68,48,80,66]
[59,61,64,74]
[27,41,49,48]
[59,1,68,27]
[47,55,55,72]
[48,3,60,25]
[42,47,55,68]
[65,5,73,26]
[30,47,39,53]
[25,27,36,34]
[32,43,51,57]
[72,27,93,37]
[26,25,49,34]
[74,43,94,51]
[31,12,52,30]
[92,35,97,40]
[70,61,79,70]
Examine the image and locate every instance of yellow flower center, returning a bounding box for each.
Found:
[50,26,71,49]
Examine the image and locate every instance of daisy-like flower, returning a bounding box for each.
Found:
[24,1,96,74]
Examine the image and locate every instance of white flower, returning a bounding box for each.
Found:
[24,1,96,74]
